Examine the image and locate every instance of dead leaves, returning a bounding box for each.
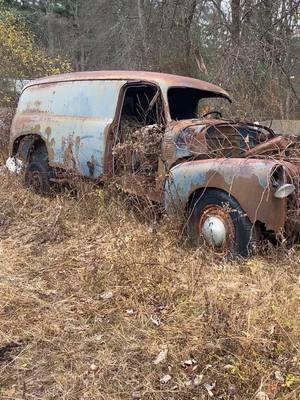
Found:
[153,348,168,365]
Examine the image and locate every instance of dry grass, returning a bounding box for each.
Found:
[0,108,11,163]
[0,171,299,400]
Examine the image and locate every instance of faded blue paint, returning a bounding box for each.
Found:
[15,80,127,178]
[18,80,122,119]
[174,144,191,159]
[164,158,276,211]
[171,125,207,159]
[173,130,190,159]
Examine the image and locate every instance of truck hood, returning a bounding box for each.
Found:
[162,118,292,164]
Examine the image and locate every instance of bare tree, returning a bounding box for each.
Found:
[3,0,300,119]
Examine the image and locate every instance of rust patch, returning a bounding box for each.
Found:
[45,127,55,160]
[87,155,96,176]
[75,136,81,167]
[32,124,41,134]
[62,135,76,170]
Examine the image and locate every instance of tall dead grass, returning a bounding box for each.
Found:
[0,108,12,163]
[0,171,299,400]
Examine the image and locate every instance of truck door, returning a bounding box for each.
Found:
[112,83,165,202]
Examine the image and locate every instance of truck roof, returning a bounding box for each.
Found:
[23,70,231,100]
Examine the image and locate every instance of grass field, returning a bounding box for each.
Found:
[0,167,299,400]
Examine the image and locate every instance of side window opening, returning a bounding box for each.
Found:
[168,87,200,120]
[120,85,163,129]
[113,84,164,179]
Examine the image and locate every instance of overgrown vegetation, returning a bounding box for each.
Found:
[0,107,11,162]
[0,172,299,400]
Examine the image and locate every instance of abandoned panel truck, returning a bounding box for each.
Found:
[9,71,300,257]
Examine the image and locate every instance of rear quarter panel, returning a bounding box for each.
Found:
[10,80,126,178]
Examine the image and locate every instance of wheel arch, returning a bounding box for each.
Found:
[12,134,49,162]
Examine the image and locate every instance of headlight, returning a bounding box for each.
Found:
[274,183,295,198]
[270,165,295,198]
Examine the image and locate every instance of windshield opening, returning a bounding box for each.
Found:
[168,87,231,120]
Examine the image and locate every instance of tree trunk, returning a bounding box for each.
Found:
[137,0,147,67]
[231,0,241,45]
[46,0,55,55]
[184,0,197,74]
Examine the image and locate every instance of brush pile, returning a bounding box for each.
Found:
[113,122,163,177]
[285,135,300,159]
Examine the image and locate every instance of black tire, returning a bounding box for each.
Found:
[187,189,257,258]
[25,160,52,195]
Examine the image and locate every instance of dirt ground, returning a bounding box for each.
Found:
[0,169,299,400]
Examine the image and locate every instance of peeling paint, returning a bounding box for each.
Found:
[11,79,126,178]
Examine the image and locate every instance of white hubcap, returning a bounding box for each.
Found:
[202,216,227,247]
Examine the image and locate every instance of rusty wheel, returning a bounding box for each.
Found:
[30,170,43,192]
[25,160,51,194]
[188,189,256,258]
[197,204,235,253]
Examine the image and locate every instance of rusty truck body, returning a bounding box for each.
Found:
[9,71,300,257]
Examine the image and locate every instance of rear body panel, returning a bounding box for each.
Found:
[10,79,126,178]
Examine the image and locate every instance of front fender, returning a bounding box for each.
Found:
[164,158,286,232]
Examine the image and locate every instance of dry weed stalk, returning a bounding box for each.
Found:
[0,108,12,163]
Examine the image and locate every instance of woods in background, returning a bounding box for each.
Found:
[1,0,300,119]
[0,0,70,106]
